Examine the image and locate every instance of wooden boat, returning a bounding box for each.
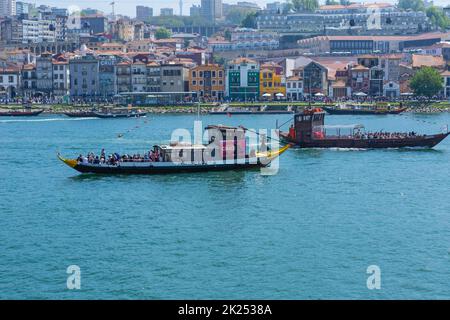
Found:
[209,104,295,115]
[323,104,407,115]
[58,125,290,175]
[279,107,449,149]
[93,110,147,118]
[0,109,43,117]
[64,111,97,118]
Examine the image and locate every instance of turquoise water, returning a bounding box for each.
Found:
[0,113,450,299]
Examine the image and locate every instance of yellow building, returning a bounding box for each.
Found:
[259,62,286,100]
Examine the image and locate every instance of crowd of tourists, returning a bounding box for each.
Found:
[76,149,163,165]
[354,131,422,140]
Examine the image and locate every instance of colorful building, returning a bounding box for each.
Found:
[226,57,259,101]
[259,62,285,99]
[189,63,225,101]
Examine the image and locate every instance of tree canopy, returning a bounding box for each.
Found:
[397,0,425,12]
[241,12,259,29]
[290,0,319,12]
[225,7,258,25]
[154,27,172,40]
[426,6,450,30]
[410,67,444,98]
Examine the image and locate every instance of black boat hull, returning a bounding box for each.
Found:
[70,162,264,174]
[93,112,147,118]
[323,106,406,115]
[280,132,450,149]
[64,112,97,118]
[0,110,43,117]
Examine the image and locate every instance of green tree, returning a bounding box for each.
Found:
[154,27,172,40]
[325,0,339,5]
[397,0,425,12]
[410,67,444,98]
[339,0,350,5]
[291,0,319,12]
[241,12,258,29]
[426,6,450,30]
[225,8,257,25]
[224,29,232,41]
[283,2,294,13]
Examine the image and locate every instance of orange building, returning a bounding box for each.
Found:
[189,64,225,101]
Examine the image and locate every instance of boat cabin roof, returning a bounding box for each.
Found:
[317,124,365,130]
[205,124,246,131]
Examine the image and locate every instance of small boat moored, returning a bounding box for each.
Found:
[64,110,98,118]
[93,108,147,118]
[323,103,407,115]
[0,108,43,117]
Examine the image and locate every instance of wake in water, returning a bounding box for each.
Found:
[0,117,98,123]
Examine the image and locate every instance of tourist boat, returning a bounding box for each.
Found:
[64,110,98,118]
[93,109,147,118]
[279,107,449,149]
[323,104,407,115]
[0,109,43,117]
[209,104,295,115]
[58,125,290,174]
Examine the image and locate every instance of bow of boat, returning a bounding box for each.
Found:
[57,153,78,168]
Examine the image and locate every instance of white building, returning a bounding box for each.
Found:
[131,61,147,92]
[22,19,56,43]
[286,67,303,101]
[0,67,20,98]
[52,60,70,97]
[230,28,279,51]
[442,70,450,98]
[0,0,16,17]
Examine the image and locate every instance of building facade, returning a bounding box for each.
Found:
[98,54,118,98]
[0,66,20,98]
[201,0,222,20]
[226,57,259,101]
[52,58,69,97]
[69,53,100,98]
[146,61,161,93]
[259,62,285,99]
[36,52,53,96]
[160,63,189,93]
[286,67,303,101]
[0,0,16,17]
[189,64,224,101]
[136,6,153,21]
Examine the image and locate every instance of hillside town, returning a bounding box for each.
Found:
[0,0,450,106]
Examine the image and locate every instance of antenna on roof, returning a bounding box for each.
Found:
[110,2,115,21]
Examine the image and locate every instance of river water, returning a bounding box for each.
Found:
[0,112,449,299]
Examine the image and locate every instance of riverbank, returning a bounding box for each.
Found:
[1,101,450,114]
